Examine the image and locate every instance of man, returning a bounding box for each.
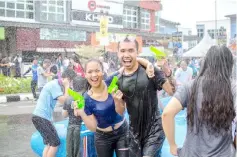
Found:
[32,69,76,157]
[23,58,38,100]
[37,59,55,92]
[116,36,174,157]
[175,60,193,86]
[0,56,10,76]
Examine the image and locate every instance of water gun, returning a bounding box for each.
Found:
[68,88,85,109]
[108,76,118,94]
[150,46,166,60]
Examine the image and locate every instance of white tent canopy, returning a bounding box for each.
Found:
[183,32,215,58]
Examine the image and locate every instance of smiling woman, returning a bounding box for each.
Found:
[74,59,129,157]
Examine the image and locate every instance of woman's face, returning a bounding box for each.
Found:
[85,61,103,88]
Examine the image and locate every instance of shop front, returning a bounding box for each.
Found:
[16,27,90,63]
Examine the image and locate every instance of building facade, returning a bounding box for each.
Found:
[0,0,164,60]
[196,19,230,45]
[225,14,237,38]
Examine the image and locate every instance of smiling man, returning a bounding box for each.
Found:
[116,36,174,157]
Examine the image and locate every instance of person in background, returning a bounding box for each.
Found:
[62,76,87,157]
[37,59,54,93]
[13,54,22,78]
[162,45,236,157]
[0,56,10,76]
[56,54,63,73]
[70,54,84,77]
[188,58,198,78]
[174,60,193,86]
[23,58,38,101]
[99,56,109,76]
[63,56,70,71]
[50,65,59,80]
[32,69,76,157]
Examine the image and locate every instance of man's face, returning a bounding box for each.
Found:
[180,61,187,71]
[43,63,50,69]
[118,41,138,70]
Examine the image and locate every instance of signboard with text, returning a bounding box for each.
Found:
[72,10,123,27]
[71,0,123,28]
[40,28,86,42]
[72,0,124,15]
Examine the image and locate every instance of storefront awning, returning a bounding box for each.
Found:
[36,48,77,53]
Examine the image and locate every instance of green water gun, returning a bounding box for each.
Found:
[108,76,118,94]
[68,88,85,109]
[150,46,166,60]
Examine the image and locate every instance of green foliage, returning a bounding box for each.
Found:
[0,75,31,94]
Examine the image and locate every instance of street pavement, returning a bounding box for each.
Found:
[0,100,65,157]
[0,100,63,115]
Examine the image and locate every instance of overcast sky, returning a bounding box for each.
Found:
[161,0,237,33]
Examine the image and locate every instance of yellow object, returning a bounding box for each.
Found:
[100,16,109,38]
[150,46,166,60]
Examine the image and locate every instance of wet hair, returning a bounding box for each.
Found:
[84,59,104,90]
[50,65,58,75]
[118,35,139,51]
[61,69,77,81]
[72,76,87,93]
[232,56,236,80]
[187,45,235,134]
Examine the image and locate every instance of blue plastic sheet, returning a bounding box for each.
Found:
[31,97,187,157]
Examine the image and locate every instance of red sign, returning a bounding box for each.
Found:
[88,0,96,12]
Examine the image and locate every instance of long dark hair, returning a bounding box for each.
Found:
[84,59,104,91]
[187,45,235,134]
[72,54,84,71]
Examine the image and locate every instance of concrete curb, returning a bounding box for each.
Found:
[0,93,33,103]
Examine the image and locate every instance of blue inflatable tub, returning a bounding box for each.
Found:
[31,97,187,157]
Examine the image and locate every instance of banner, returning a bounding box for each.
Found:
[0,27,5,40]
[40,28,86,42]
[100,16,109,38]
[96,32,136,42]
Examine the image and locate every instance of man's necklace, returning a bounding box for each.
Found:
[121,68,139,99]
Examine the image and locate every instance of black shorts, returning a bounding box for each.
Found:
[32,115,60,147]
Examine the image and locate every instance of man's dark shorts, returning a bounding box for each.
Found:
[32,115,60,147]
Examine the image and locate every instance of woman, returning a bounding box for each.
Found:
[70,54,85,77]
[162,45,236,157]
[74,59,153,157]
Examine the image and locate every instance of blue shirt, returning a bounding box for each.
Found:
[84,72,123,128]
[33,79,63,121]
[32,65,38,81]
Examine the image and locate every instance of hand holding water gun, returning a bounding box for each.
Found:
[150,46,166,60]
[68,88,85,109]
[108,76,118,94]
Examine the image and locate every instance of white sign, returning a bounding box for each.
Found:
[86,13,114,23]
[72,0,124,15]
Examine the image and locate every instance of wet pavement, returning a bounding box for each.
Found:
[0,101,64,157]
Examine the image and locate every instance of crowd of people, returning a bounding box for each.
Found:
[0,54,22,77]
[6,35,234,157]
